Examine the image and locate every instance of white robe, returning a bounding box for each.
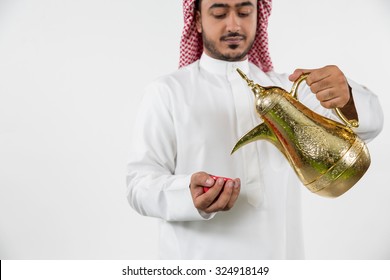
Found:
[127,54,383,259]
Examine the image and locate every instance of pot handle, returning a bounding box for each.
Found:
[290,73,359,128]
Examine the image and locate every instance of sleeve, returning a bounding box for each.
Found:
[344,78,384,142]
[297,78,384,143]
[126,81,211,222]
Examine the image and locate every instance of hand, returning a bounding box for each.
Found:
[289,65,351,109]
[190,172,240,214]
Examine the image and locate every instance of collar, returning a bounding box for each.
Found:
[199,52,250,80]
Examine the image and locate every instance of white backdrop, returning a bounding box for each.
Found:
[0,0,389,259]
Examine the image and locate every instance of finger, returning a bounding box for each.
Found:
[306,65,348,88]
[204,180,234,213]
[315,88,335,102]
[190,172,214,200]
[316,86,350,107]
[205,178,241,213]
[315,88,337,109]
[288,68,312,82]
[194,178,225,210]
[306,69,332,86]
[191,171,213,188]
[319,96,345,109]
[308,75,333,93]
[223,178,241,210]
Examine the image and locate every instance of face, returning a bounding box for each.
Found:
[196,0,257,61]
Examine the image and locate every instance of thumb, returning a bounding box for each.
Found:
[190,172,214,199]
[191,172,214,188]
[289,68,312,82]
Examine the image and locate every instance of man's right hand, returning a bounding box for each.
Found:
[190,172,240,214]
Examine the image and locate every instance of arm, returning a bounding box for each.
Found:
[127,82,240,221]
[127,82,203,221]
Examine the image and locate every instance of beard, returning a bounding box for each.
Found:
[201,31,255,61]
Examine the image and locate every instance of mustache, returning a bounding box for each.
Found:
[220,32,246,41]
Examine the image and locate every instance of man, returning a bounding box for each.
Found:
[127,0,383,259]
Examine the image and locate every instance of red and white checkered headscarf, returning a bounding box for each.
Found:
[179,0,273,72]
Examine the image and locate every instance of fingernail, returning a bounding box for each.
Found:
[205,178,213,186]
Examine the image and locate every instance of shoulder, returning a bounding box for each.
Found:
[147,61,200,92]
[141,61,200,109]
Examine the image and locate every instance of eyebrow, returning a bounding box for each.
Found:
[209,1,254,10]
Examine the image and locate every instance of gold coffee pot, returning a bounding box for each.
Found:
[232,69,370,198]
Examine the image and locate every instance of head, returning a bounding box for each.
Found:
[179,0,273,71]
[195,0,257,62]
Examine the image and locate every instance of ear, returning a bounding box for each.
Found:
[195,11,202,33]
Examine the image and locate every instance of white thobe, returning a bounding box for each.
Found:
[127,53,383,259]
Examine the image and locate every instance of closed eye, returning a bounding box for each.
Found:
[237,7,253,18]
[238,12,250,17]
[213,13,227,19]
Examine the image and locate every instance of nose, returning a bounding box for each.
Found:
[226,13,240,33]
